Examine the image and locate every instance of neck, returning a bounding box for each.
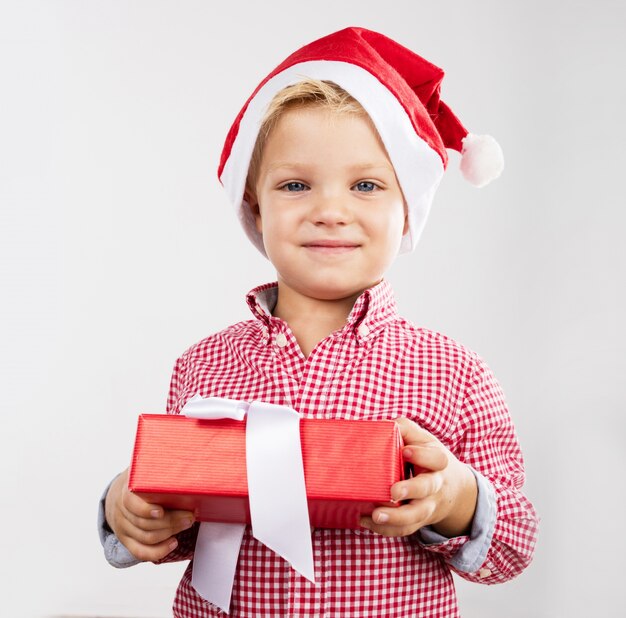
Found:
[273,283,365,357]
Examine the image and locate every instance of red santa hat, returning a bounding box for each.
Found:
[218,26,504,255]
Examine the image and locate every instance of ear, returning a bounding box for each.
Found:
[244,189,263,234]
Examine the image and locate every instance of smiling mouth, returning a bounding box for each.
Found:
[302,241,361,254]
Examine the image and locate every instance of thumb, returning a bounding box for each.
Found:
[394,417,441,447]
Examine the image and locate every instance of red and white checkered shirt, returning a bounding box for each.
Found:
[160,280,538,617]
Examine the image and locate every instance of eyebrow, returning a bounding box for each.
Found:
[348,162,395,172]
[264,161,395,174]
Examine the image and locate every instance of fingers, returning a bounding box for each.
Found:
[358,419,449,538]
[361,419,472,539]
[122,534,182,563]
[390,471,443,503]
[360,499,436,537]
[394,417,449,472]
[120,511,194,545]
[403,444,448,474]
[106,469,195,562]
[120,494,194,553]
[116,507,195,562]
[361,472,442,536]
[122,491,194,533]
[122,488,166,519]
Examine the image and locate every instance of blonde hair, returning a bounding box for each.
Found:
[246,79,372,193]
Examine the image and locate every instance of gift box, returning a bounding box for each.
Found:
[129,413,405,529]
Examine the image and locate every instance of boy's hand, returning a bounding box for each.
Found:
[359,417,478,538]
[104,468,195,562]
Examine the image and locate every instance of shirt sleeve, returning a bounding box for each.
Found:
[417,353,539,584]
[418,466,497,572]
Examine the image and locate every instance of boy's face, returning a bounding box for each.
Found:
[248,106,408,303]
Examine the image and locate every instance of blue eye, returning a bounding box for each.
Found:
[282,182,307,192]
[355,181,377,192]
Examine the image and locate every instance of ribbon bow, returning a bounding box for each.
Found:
[181,395,315,613]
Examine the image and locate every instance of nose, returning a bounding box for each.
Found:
[309,187,353,226]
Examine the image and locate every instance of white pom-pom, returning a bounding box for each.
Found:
[459,133,504,188]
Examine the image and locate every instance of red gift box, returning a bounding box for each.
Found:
[129,414,405,529]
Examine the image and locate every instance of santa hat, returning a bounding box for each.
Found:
[218,26,504,255]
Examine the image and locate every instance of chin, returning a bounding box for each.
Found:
[304,279,374,301]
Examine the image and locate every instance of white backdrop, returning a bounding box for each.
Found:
[1,1,625,616]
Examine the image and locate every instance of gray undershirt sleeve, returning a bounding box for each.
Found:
[418,467,497,573]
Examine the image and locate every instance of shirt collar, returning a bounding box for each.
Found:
[246,280,398,343]
[246,282,279,327]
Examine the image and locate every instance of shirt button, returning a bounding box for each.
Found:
[357,324,370,337]
[478,568,492,579]
[275,333,288,348]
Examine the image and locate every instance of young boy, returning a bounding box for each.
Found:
[100,27,538,617]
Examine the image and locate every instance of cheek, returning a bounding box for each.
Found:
[258,213,294,259]
[372,207,406,247]
[259,213,282,241]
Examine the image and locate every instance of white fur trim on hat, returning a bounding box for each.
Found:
[220,60,445,256]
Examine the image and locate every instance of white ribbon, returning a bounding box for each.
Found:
[181,395,315,613]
